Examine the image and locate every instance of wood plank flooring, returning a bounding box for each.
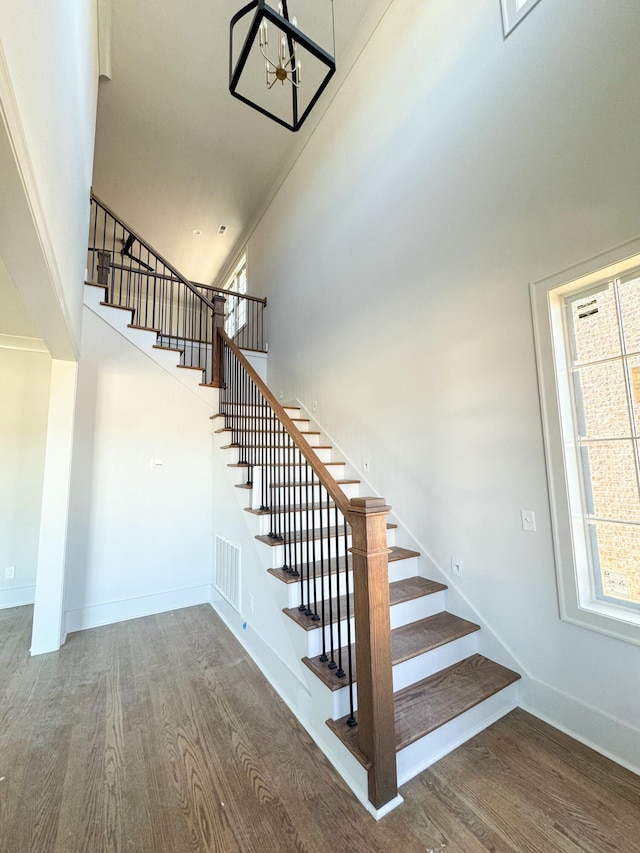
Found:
[1,604,639,852]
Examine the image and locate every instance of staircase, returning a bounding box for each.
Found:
[215,395,520,813]
[84,195,521,818]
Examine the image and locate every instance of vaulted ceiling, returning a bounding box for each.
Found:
[92,0,393,287]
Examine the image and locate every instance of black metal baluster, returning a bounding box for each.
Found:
[344,521,356,726]
[327,504,338,672]
[319,483,328,663]
[335,505,344,679]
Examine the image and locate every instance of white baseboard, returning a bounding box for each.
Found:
[522,677,640,777]
[64,584,212,633]
[0,585,35,610]
[208,594,399,819]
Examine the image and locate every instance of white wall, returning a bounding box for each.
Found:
[64,307,214,631]
[0,346,51,608]
[0,0,99,356]
[245,0,640,767]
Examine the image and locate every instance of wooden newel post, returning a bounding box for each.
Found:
[211,294,226,387]
[348,496,398,810]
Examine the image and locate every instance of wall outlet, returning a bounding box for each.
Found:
[312,400,318,412]
[279,389,284,399]
[521,510,536,532]
[4,566,15,580]
[451,556,462,577]
[363,458,370,472]
[249,594,254,613]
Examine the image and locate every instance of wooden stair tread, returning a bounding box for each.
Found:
[100,301,133,312]
[221,444,332,451]
[214,428,321,436]
[390,576,445,605]
[128,323,161,333]
[223,416,311,424]
[228,461,344,468]
[328,654,521,764]
[268,546,422,585]
[270,479,360,488]
[303,612,480,691]
[283,576,442,631]
[246,501,336,516]
[256,522,393,547]
[176,364,205,371]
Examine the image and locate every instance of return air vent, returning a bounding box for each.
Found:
[214,535,241,611]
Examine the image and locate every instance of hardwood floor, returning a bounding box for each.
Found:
[1,604,638,852]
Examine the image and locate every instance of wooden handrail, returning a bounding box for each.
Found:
[219,330,350,517]
[192,281,267,306]
[90,191,217,314]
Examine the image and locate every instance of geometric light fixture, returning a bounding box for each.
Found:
[229,0,336,132]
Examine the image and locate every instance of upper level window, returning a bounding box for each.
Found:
[224,256,247,340]
[532,243,640,646]
[501,0,543,36]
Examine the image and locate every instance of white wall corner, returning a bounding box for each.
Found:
[30,360,78,655]
[97,0,112,80]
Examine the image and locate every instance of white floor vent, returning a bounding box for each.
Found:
[214,535,241,612]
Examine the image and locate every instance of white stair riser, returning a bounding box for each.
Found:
[286,571,354,609]
[304,589,432,659]
[219,405,300,419]
[265,536,354,567]
[307,617,356,658]
[327,633,478,719]
[255,508,348,535]
[388,557,420,583]
[227,447,333,465]
[239,464,346,483]
[266,482,361,503]
[391,632,478,694]
[390,590,445,629]
[395,683,519,787]
[220,432,323,448]
[222,417,314,433]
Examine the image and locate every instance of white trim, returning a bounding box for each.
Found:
[500,0,543,37]
[531,237,640,647]
[522,677,640,777]
[0,585,36,610]
[97,0,112,80]
[30,360,78,656]
[0,40,78,359]
[64,583,212,633]
[0,333,48,353]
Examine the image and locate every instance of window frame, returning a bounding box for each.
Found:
[224,255,248,340]
[531,239,640,646]
[500,0,543,37]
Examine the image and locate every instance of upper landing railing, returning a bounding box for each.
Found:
[88,194,266,383]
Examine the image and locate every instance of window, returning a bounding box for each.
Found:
[500,0,543,36]
[532,242,640,645]
[224,256,247,340]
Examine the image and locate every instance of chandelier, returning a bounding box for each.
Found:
[229,0,336,132]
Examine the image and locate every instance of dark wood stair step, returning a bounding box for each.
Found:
[215,427,321,436]
[303,611,480,691]
[228,461,344,469]
[222,444,333,451]
[246,500,336,517]
[268,546,421,584]
[327,654,521,765]
[283,576,445,631]
[269,478,360,488]
[256,522,395,548]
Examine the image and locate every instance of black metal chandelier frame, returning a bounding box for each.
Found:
[229,0,336,132]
